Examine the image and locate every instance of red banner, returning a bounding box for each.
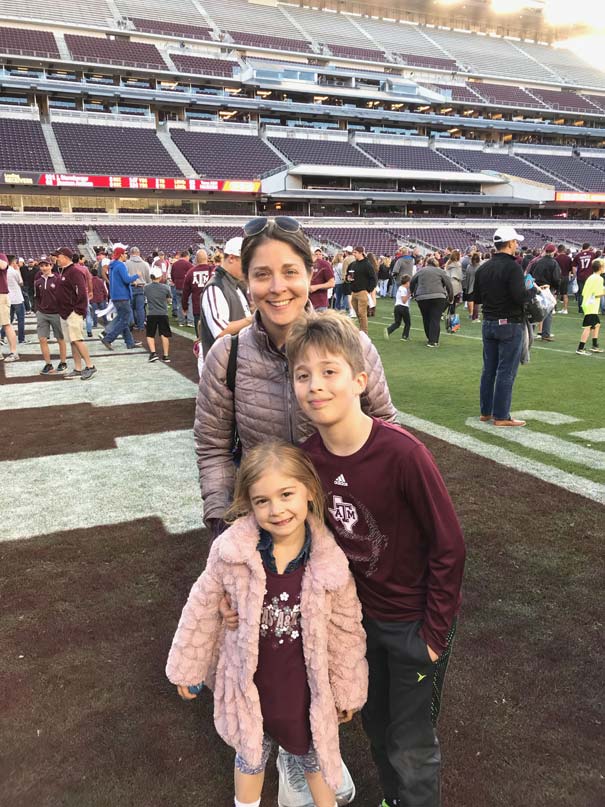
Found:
[555,191,605,204]
[1,171,261,194]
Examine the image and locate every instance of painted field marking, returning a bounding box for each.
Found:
[397,409,605,504]
[0,430,202,541]
[569,428,605,443]
[510,411,580,426]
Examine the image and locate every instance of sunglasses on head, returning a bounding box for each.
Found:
[243,216,302,238]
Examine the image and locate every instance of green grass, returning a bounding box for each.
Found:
[370,298,605,485]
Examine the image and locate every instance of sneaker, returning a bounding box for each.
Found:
[40,363,55,375]
[349,311,357,318]
[383,327,390,341]
[99,336,113,351]
[64,369,82,379]
[127,341,143,349]
[576,349,590,356]
[540,335,554,342]
[401,336,408,341]
[560,309,568,314]
[479,415,493,422]
[87,331,93,338]
[589,347,604,353]
[81,366,97,381]
[162,355,171,363]
[56,362,68,373]
[4,353,19,362]
[277,749,355,807]
[426,342,438,348]
[149,352,159,363]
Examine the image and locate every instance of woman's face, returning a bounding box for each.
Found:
[246,239,310,346]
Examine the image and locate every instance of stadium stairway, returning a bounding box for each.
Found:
[41,122,67,173]
[157,126,199,178]
[53,31,72,62]
[514,152,582,191]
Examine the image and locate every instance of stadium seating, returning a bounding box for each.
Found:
[200,0,305,42]
[392,227,491,250]
[305,227,400,256]
[436,148,574,190]
[53,123,182,177]
[0,119,55,172]
[0,224,86,258]
[0,27,60,58]
[116,0,209,28]
[170,130,286,179]
[227,31,312,54]
[95,225,202,256]
[170,53,237,78]
[65,34,166,70]
[131,18,214,41]
[269,138,376,167]
[512,40,605,88]
[357,143,462,172]
[470,83,547,108]
[527,88,602,114]
[519,153,605,192]
[427,83,483,104]
[324,44,387,63]
[201,225,245,244]
[396,54,457,71]
[0,0,112,27]
[285,6,377,49]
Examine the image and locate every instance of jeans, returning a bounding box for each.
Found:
[170,285,180,320]
[387,305,411,339]
[378,278,389,297]
[11,302,26,343]
[480,320,524,421]
[91,301,106,326]
[85,303,94,335]
[333,283,346,310]
[104,299,135,348]
[131,289,146,330]
[417,298,447,345]
[540,309,553,338]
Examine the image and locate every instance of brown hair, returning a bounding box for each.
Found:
[448,249,461,263]
[225,440,325,523]
[241,221,313,277]
[286,310,365,376]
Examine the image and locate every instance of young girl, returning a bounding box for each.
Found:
[166,441,368,807]
[384,274,411,341]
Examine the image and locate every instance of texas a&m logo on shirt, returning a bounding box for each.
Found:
[328,495,358,533]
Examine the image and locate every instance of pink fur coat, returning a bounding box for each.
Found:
[166,513,368,792]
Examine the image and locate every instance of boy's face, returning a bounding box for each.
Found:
[292,347,367,429]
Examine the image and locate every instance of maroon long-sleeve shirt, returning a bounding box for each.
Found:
[56,263,88,318]
[303,418,466,656]
[182,264,214,316]
[34,273,61,314]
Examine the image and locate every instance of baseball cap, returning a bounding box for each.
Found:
[56,247,74,259]
[344,245,353,253]
[150,266,163,279]
[113,242,129,252]
[224,236,243,257]
[544,242,556,253]
[493,226,524,244]
[38,257,51,266]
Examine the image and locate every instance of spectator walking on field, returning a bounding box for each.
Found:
[349,246,377,335]
[472,226,537,427]
[0,252,18,362]
[169,250,194,326]
[531,243,560,342]
[34,258,67,375]
[309,248,335,313]
[100,244,141,351]
[410,259,452,348]
[127,247,151,331]
[55,247,97,380]
[182,248,214,337]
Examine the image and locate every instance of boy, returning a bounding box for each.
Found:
[575,258,604,356]
[286,311,466,807]
[34,258,68,374]
[144,267,172,363]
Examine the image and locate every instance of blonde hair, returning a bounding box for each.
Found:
[286,310,365,376]
[225,440,325,523]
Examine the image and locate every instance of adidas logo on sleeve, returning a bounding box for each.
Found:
[334,474,348,486]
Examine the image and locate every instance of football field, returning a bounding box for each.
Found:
[1,311,603,807]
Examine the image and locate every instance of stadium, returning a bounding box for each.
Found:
[1,1,603,807]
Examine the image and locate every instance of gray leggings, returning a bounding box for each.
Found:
[235,734,321,776]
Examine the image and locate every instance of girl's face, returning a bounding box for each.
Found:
[246,239,310,347]
[248,467,311,545]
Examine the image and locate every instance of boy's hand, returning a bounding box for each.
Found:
[219,594,239,630]
[177,685,198,701]
[427,644,439,663]
[338,709,356,724]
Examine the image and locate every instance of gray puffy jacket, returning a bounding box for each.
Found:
[410,265,453,302]
[195,311,399,521]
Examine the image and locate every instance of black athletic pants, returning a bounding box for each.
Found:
[387,305,411,339]
[417,299,447,345]
[361,618,457,807]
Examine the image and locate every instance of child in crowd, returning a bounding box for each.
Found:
[286,311,466,807]
[576,258,604,355]
[166,441,367,807]
[384,274,412,341]
[144,267,172,363]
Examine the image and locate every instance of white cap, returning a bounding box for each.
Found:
[150,266,163,279]
[224,236,243,257]
[113,242,129,251]
[493,226,524,244]
[344,245,353,252]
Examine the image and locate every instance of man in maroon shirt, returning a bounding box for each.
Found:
[182,248,214,337]
[34,258,68,374]
[170,249,194,326]
[288,311,465,807]
[572,242,595,314]
[555,244,573,314]
[309,249,335,312]
[55,247,97,380]
[0,251,18,361]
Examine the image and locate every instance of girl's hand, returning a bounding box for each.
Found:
[177,685,198,701]
[219,594,239,630]
[338,709,356,724]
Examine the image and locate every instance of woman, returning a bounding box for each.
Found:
[331,251,344,310]
[366,252,379,317]
[7,260,26,344]
[195,217,397,533]
[444,249,463,332]
[409,260,453,348]
[377,256,390,298]
[463,252,482,321]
